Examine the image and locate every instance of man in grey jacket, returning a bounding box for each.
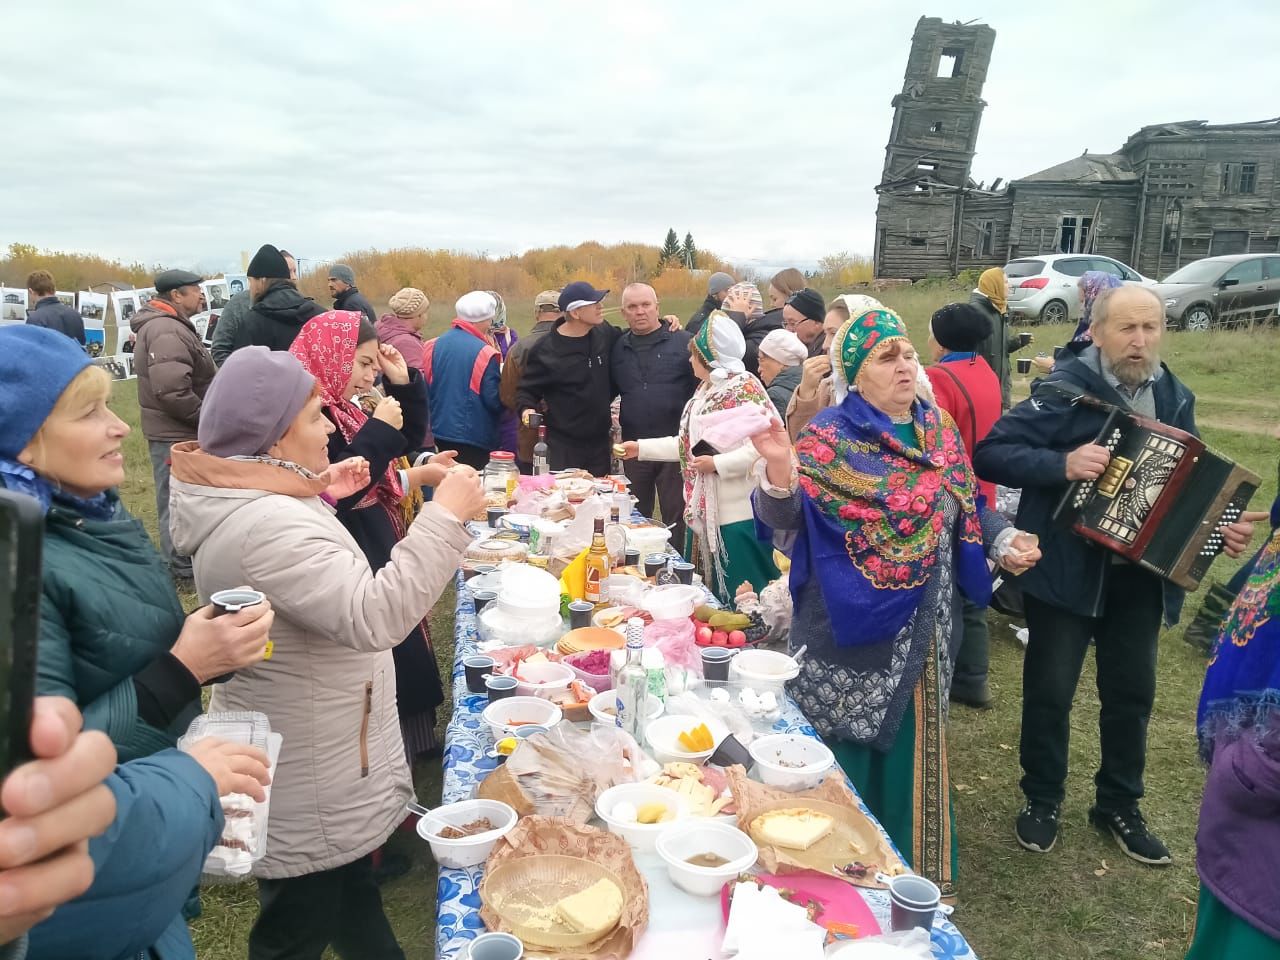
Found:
[132,269,216,578]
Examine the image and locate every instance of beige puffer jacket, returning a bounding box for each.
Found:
[168,444,473,879]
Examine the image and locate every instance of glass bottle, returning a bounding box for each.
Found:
[584,516,610,604]
[614,618,648,740]
[604,505,627,567]
[532,425,550,476]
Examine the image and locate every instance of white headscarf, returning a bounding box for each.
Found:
[696,310,747,381]
[827,295,883,405]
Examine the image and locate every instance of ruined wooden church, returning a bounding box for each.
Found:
[873,17,1280,280]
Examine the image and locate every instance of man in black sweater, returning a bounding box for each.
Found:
[327,264,377,323]
[516,281,619,476]
[612,283,696,542]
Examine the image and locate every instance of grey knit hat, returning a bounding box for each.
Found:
[198,347,316,458]
[708,272,734,295]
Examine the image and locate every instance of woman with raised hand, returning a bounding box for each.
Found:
[170,345,483,960]
[0,326,273,763]
[622,311,779,601]
[751,307,1040,895]
[290,310,455,762]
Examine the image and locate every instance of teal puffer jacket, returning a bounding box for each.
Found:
[38,501,193,761]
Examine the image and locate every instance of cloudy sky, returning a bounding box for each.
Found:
[4,0,1277,274]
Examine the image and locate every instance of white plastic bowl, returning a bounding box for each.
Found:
[748,733,835,791]
[511,661,575,698]
[595,782,689,852]
[415,798,517,869]
[587,689,663,726]
[625,525,672,556]
[654,820,759,896]
[729,649,800,695]
[481,696,563,741]
[644,715,730,765]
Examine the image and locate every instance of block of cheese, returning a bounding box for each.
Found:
[554,877,624,937]
[750,808,835,851]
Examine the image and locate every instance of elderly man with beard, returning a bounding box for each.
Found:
[974,285,1257,866]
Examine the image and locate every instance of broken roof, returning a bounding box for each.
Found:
[1017,152,1135,184]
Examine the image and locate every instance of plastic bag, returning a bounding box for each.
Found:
[644,617,701,673]
[495,722,656,822]
[827,927,934,958]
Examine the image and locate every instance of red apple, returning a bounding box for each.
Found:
[727,629,747,647]
[711,630,729,647]
[696,626,714,646]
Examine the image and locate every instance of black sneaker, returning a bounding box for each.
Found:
[1089,806,1171,865]
[1015,800,1060,853]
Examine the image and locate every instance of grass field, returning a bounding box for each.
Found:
[104,285,1277,960]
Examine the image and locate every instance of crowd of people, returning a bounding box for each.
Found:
[1,253,1276,959]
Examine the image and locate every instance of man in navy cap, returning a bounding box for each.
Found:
[131,269,217,579]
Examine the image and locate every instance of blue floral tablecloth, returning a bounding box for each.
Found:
[437,573,978,960]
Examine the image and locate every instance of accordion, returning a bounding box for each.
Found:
[1052,407,1260,590]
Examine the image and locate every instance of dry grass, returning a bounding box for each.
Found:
[105,288,1278,960]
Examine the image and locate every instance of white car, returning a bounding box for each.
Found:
[1004,254,1158,325]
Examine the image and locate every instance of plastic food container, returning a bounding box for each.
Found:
[564,650,615,691]
[415,798,518,869]
[655,820,759,896]
[643,584,704,620]
[587,689,663,726]
[644,715,730,766]
[625,525,672,556]
[595,782,689,852]
[729,649,800,694]
[481,696,563,741]
[748,733,835,791]
[511,661,575,698]
[178,712,280,878]
[477,606,565,649]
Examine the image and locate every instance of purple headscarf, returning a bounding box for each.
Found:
[1072,271,1124,342]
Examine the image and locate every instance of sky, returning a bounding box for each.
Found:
[4,0,1278,275]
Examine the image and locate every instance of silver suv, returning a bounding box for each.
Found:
[1004,254,1157,325]
[1154,254,1280,330]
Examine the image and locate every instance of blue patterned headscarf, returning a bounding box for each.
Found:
[1197,495,1280,762]
[0,458,117,521]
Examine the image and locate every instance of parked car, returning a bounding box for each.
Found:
[1003,254,1157,325]
[1155,254,1280,330]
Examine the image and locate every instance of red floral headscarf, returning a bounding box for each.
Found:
[289,311,406,518]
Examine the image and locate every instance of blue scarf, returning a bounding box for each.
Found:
[790,392,992,647]
[1197,495,1280,762]
[0,458,118,521]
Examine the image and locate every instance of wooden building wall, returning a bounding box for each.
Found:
[1006,184,1139,265]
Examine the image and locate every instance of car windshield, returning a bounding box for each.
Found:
[1163,260,1227,284]
[1004,259,1044,278]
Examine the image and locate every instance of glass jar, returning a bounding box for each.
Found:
[483,451,518,505]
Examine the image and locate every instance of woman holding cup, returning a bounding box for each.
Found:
[290,310,458,761]
[751,307,1041,895]
[170,345,483,958]
[0,326,274,762]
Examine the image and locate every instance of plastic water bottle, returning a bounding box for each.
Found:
[614,619,647,741]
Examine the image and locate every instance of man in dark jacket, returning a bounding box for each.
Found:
[328,263,377,323]
[235,245,324,352]
[973,285,1257,866]
[686,271,734,335]
[212,248,297,365]
[24,269,85,345]
[517,281,621,476]
[132,269,217,579]
[612,283,697,543]
[782,287,827,358]
[500,289,561,471]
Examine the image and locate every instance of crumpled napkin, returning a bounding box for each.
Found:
[723,881,825,960]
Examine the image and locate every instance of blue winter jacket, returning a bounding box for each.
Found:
[27,750,223,960]
[973,341,1197,626]
[424,320,502,449]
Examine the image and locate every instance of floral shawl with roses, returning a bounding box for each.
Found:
[792,390,992,647]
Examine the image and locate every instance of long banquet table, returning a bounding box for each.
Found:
[436,572,979,960]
